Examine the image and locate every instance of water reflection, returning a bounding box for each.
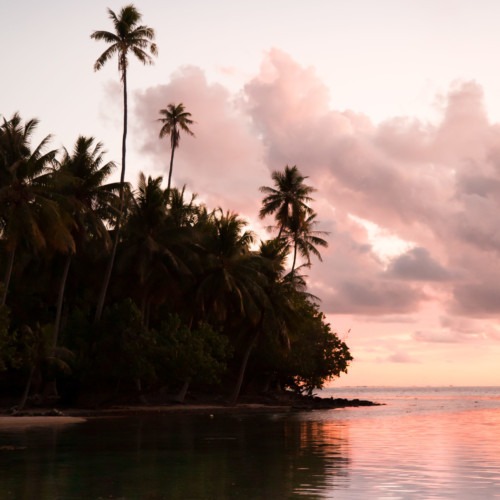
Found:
[295,405,500,499]
[285,419,350,496]
[3,401,500,499]
[349,408,500,499]
[0,413,350,499]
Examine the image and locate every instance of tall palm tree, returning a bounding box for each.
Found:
[0,114,75,306]
[259,165,315,238]
[91,4,157,322]
[158,103,195,196]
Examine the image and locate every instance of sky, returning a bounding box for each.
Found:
[2,0,500,387]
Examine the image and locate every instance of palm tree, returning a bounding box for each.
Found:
[195,209,265,325]
[158,103,195,196]
[259,165,315,238]
[120,173,168,321]
[120,173,193,326]
[228,239,288,404]
[91,4,157,322]
[52,136,119,348]
[0,114,75,306]
[287,211,329,274]
[168,185,199,229]
[192,210,271,404]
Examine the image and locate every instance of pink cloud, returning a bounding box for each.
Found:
[133,66,267,216]
[386,351,420,364]
[132,49,500,335]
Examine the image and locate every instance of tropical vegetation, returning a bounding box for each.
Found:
[0,5,351,410]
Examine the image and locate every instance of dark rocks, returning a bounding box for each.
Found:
[292,396,381,410]
[9,408,66,417]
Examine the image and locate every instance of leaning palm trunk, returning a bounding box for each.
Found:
[2,243,17,306]
[230,330,260,405]
[95,69,128,323]
[175,378,190,403]
[53,254,72,349]
[42,253,74,402]
[18,366,36,411]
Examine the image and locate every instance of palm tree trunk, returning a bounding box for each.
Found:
[135,378,147,404]
[43,252,69,408]
[175,378,190,403]
[145,297,152,330]
[229,330,260,405]
[291,240,298,275]
[18,366,35,411]
[140,294,147,326]
[139,293,153,329]
[53,254,72,349]
[166,145,176,197]
[120,67,128,188]
[2,243,17,306]
[95,67,128,323]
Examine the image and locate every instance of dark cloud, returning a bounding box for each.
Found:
[452,282,500,316]
[384,247,451,281]
[321,280,425,315]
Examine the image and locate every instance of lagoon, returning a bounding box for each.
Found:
[1,387,500,499]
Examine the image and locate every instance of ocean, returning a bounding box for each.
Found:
[1,386,500,499]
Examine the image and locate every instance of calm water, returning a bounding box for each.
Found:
[1,387,500,499]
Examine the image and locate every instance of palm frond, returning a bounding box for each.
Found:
[93,44,119,71]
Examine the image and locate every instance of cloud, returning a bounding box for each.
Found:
[413,316,487,343]
[384,247,451,282]
[323,280,426,315]
[245,52,500,322]
[132,49,500,327]
[452,281,500,316]
[413,330,461,344]
[386,351,420,364]
[133,66,267,217]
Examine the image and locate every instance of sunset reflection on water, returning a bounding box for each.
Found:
[2,388,500,499]
[294,387,500,498]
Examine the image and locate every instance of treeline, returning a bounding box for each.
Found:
[0,5,352,409]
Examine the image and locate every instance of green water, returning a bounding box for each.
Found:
[0,412,348,499]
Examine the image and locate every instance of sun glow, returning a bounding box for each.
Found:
[348,214,414,266]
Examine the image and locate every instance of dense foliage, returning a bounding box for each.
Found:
[0,5,352,408]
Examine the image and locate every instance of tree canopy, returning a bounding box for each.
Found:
[0,5,351,409]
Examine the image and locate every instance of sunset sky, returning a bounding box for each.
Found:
[3,0,500,387]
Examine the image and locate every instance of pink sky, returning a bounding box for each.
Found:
[133,50,500,386]
[3,1,500,386]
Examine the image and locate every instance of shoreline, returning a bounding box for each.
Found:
[0,396,380,427]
